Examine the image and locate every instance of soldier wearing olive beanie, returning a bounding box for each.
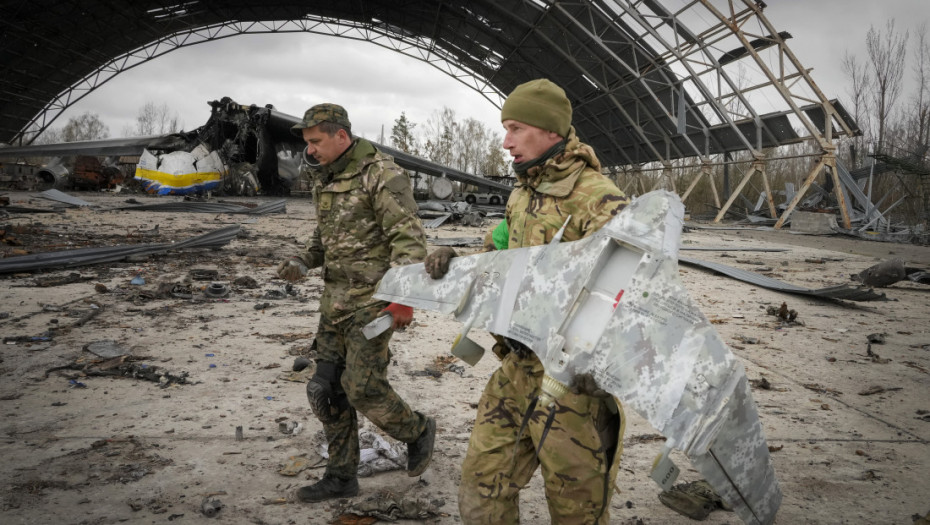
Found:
[451,76,630,525]
[500,78,573,138]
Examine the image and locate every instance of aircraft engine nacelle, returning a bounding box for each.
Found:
[36,158,70,189]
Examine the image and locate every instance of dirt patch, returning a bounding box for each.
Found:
[3,437,173,511]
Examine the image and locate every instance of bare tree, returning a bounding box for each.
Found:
[132,101,181,136]
[422,107,457,168]
[412,106,508,178]
[454,117,490,174]
[33,126,63,145]
[479,136,509,177]
[61,112,109,142]
[841,51,873,164]
[866,19,909,152]
[910,22,930,149]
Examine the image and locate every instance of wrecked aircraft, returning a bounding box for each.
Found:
[35,155,125,190]
[370,190,781,525]
[134,97,304,195]
[0,97,511,198]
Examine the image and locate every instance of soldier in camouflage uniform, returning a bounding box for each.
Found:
[278,104,436,503]
[425,79,629,524]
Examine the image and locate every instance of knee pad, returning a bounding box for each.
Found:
[307,362,349,424]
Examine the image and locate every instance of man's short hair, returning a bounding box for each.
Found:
[318,121,353,140]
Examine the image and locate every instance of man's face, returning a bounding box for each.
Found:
[502,119,562,164]
[302,125,350,166]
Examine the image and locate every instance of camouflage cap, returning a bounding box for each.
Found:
[290,103,351,137]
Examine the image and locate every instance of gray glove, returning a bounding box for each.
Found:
[277,257,308,281]
[424,247,457,279]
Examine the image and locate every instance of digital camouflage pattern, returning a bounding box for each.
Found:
[372,191,782,525]
[294,138,427,321]
[315,303,428,480]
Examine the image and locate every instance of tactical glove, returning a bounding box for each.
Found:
[277,257,308,281]
[424,247,457,279]
[381,303,413,330]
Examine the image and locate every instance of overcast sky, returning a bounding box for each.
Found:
[56,1,928,143]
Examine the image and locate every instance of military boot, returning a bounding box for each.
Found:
[407,416,436,477]
[296,475,359,503]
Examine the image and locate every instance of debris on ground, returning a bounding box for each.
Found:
[334,488,446,522]
[803,383,843,396]
[766,302,802,324]
[314,429,409,478]
[32,272,85,287]
[200,497,224,517]
[866,345,891,364]
[409,354,464,378]
[658,479,732,520]
[44,353,191,387]
[278,454,325,477]
[858,385,903,396]
[852,258,907,287]
[4,437,173,510]
[1,191,928,524]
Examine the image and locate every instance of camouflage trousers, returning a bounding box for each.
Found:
[315,303,428,480]
[458,351,625,524]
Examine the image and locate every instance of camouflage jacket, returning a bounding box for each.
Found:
[493,128,629,364]
[505,127,629,248]
[296,138,427,321]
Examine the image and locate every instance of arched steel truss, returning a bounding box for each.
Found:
[1,1,860,226]
[4,16,507,145]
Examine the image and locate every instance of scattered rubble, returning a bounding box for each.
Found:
[0,191,927,524]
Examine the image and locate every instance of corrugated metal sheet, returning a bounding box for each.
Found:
[679,256,887,301]
[423,214,452,229]
[0,225,240,274]
[39,189,92,207]
[114,198,286,215]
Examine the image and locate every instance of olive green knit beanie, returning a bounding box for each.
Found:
[500,78,572,137]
